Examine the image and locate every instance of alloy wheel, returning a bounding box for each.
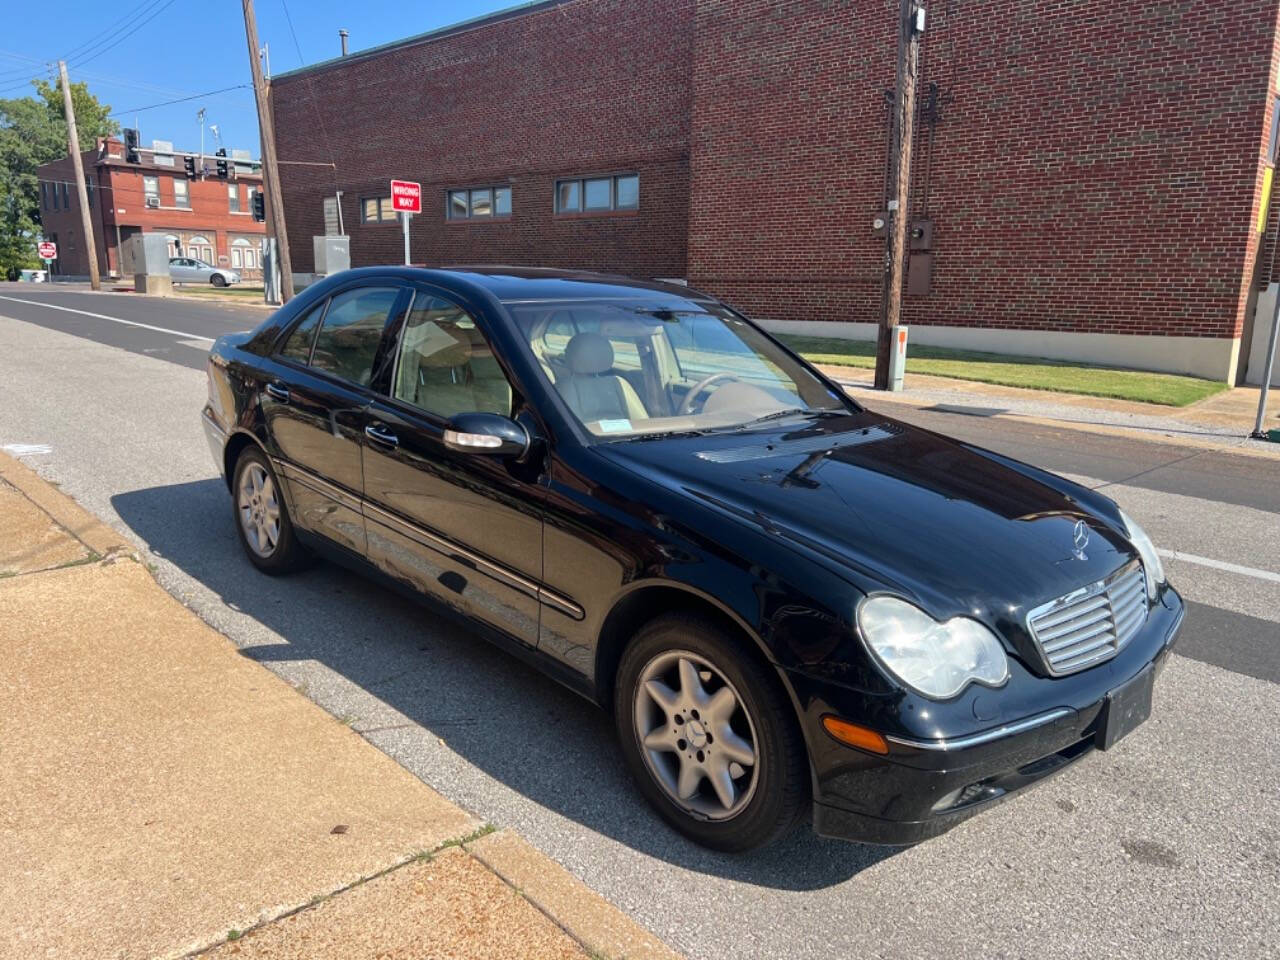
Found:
[633,649,759,820]
[237,462,281,557]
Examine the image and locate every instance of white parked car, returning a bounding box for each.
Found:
[169,257,240,287]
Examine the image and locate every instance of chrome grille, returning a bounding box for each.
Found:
[1026,563,1148,676]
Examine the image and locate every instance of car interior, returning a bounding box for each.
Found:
[512,301,844,437]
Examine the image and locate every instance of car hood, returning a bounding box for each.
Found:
[600,410,1136,627]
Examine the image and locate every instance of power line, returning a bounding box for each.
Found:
[279,0,339,185]
[107,84,252,119]
[72,0,180,70]
[60,0,164,64]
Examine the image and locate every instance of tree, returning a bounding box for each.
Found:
[0,77,118,277]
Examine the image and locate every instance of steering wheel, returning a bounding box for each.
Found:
[678,371,740,415]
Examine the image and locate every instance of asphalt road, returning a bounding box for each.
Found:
[2,284,1277,960]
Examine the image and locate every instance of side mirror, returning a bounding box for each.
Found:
[442,412,529,458]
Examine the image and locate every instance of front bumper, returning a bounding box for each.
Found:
[805,587,1185,845]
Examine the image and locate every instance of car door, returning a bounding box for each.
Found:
[361,288,543,647]
[170,258,194,282]
[261,282,409,557]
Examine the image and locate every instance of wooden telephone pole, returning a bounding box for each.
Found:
[874,0,924,389]
[58,61,100,291]
[242,0,294,301]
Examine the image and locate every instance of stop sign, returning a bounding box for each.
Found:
[37,240,57,260]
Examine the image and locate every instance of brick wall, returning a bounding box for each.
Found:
[36,153,109,278]
[689,0,1280,342]
[271,0,692,276]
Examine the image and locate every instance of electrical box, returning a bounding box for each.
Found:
[887,326,909,392]
[313,235,351,276]
[909,218,933,251]
[125,233,172,295]
[907,253,933,296]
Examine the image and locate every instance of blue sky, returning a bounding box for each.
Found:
[1,0,521,156]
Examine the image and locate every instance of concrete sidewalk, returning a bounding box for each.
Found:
[0,451,679,960]
[818,363,1280,457]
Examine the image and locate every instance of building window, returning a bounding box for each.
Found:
[228,183,240,213]
[174,179,189,209]
[85,177,94,206]
[143,176,159,206]
[555,174,638,214]
[41,183,48,208]
[446,185,512,220]
[246,186,257,216]
[188,235,214,263]
[61,181,69,208]
[361,196,397,223]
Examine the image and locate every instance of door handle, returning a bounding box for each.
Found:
[364,424,399,447]
[264,382,290,402]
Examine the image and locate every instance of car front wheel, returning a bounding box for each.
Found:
[211,273,227,287]
[232,446,307,574]
[615,613,808,851]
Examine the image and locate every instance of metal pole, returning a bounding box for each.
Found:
[1251,289,1279,438]
[874,0,922,390]
[402,211,411,265]
[243,0,294,301]
[58,61,101,291]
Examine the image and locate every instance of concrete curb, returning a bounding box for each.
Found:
[467,829,683,960]
[828,379,1280,460]
[0,449,136,560]
[0,449,682,960]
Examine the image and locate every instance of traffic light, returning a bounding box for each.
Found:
[215,147,228,179]
[251,189,266,222]
[124,128,140,164]
[183,155,196,178]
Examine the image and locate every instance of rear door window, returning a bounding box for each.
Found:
[279,302,326,364]
[308,286,401,386]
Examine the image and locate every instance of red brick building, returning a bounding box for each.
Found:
[271,0,1280,383]
[37,136,266,281]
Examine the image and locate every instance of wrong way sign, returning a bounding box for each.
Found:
[37,240,57,260]
[390,179,422,214]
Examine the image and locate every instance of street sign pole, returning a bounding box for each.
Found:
[390,179,422,266]
[1251,291,1279,439]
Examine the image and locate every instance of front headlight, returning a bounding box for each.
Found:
[1120,510,1165,600]
[857,596,1009,699]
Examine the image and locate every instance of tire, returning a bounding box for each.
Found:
[211,273,227,287]
[614,613,808,852]
[231,445,308,574]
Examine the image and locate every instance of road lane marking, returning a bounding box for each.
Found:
[0,295,215,344]
[1158,549,1280,584]
[1,443,52,456]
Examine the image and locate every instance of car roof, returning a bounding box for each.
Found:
[317,265,720,306]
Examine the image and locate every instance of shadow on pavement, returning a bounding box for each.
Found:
[112,478,894,891]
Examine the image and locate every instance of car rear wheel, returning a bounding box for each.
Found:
[615,613,808,851]
[211,273,227,287]
[232,446,307,574]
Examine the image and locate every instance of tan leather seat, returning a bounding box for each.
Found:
[396,319,511,418]
[557,332,647,423]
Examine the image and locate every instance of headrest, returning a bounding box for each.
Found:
[565,332,614,375]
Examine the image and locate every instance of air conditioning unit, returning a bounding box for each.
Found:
[145,196,160,208]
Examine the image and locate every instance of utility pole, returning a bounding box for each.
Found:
[242,0,294,301]
[58,61,100,291]
[874,0,925,390]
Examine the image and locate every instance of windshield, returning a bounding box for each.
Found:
[508,297,849,438]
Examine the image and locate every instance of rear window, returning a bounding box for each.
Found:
[309,286,400,386]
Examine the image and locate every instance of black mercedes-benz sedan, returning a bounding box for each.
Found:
[202,266,1184,851]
